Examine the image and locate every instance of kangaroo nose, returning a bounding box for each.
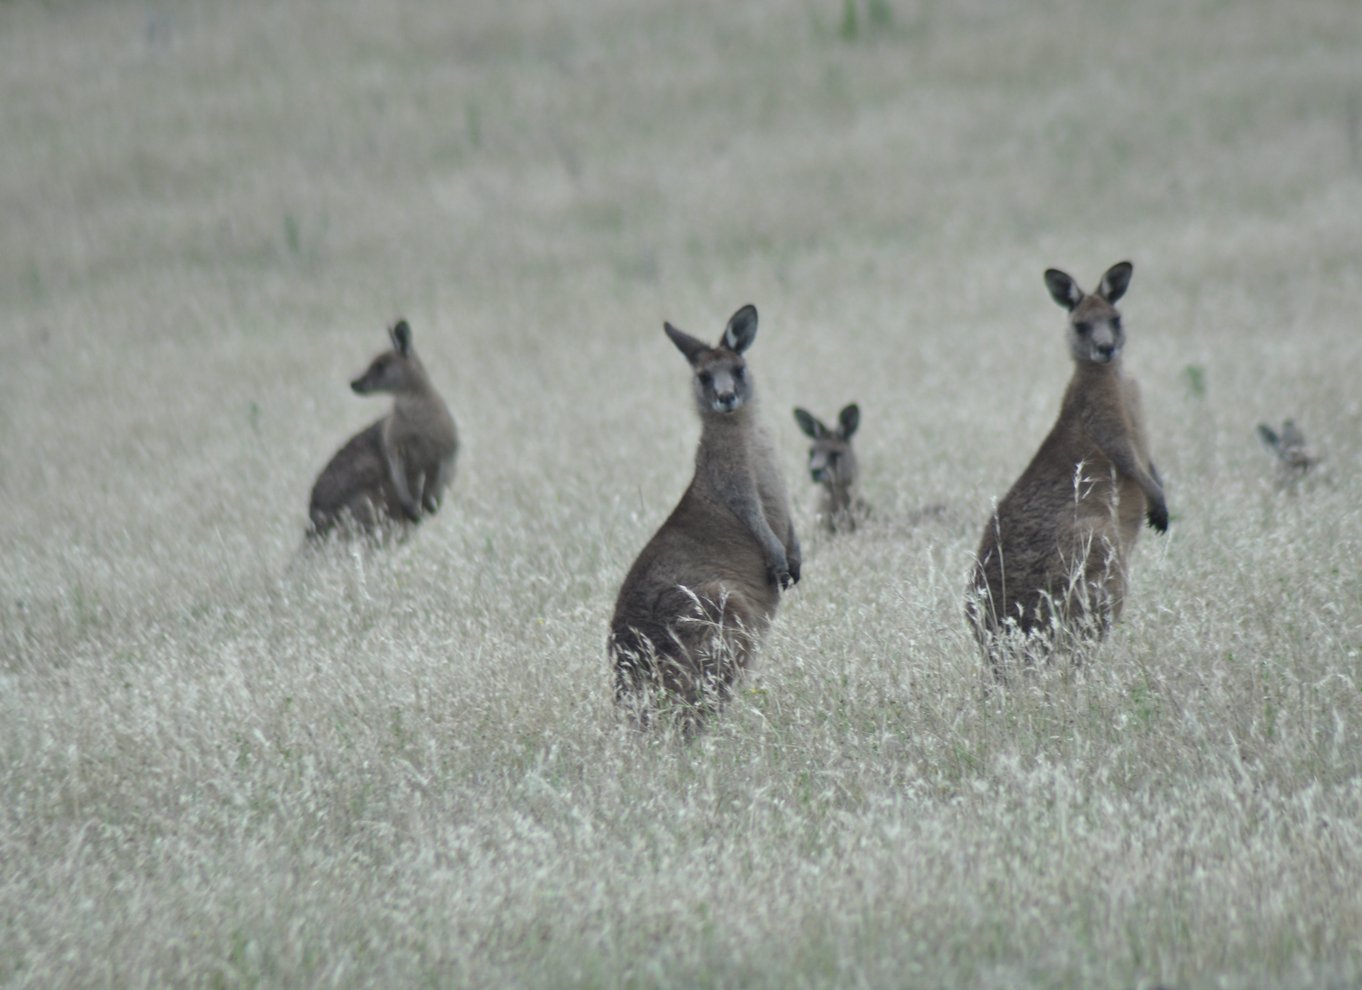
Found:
[1096,343,1116,361]
[716,392,737,410]
[350,378,365,393]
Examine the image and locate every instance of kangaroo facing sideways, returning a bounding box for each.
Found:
[793,402,868,533]
[967,261,1168,675]
[307,319,458,540]
[610,304,800,726]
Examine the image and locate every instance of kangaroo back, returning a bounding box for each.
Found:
[610,304,800,727]
[307,320,459,540]
[793,402,866,533]
[308,421,392,535]
[967,262,1167,675]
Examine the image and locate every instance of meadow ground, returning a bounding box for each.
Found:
[3,0,1361,986]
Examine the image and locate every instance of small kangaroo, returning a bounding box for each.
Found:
[610,304,800,724]
[1257,418,1320,482]
[967,261,1168,674]
[793,403,868,533]
[307,319,458,539]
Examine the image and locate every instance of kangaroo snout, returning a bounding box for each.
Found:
[809,454,831,483]
[350,376,368,394]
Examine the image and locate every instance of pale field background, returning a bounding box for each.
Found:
[3,0,1361,987]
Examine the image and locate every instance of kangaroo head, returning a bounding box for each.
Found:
[350,319,425,396]
[664,304,759,415]
[1045,261,1133,367]
[793,403,860,488]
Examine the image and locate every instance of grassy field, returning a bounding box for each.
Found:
[3,0,1362,986]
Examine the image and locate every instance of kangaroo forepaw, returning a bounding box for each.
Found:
[1147,500,1169,533]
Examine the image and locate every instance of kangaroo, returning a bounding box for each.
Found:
[307,319,458,539]
[610,304,800,726]
[966,261,1168,675]
[1257,418,1320,483]
[793,403,868,533]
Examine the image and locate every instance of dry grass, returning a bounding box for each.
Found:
[3,0,1361,986]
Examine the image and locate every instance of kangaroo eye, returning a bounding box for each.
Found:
[1074,322,1091,336]
[698,371,713,388]
[1111,316,1122,331]
[733,366,746,381]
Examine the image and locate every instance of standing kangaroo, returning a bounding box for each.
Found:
[967,261,1168,674]
[307,319,458,539]
[793,402,867,533]
[610,304,800,724]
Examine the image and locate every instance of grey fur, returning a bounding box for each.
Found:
[793,402,868,533]
[610,304,800,726]
[307,320,459,539]
[1258,418,1320,481]
[967,262,1167,675]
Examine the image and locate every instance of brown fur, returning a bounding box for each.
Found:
[793,403,868,533]
[307,320,458,540]
[610,304,800,725]
[967,262,1168,674]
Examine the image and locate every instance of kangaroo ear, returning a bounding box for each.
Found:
[664,322,709,365]
[838,403,861,439]
[390,319,413,356]
[1257,423,1281,451]
[1098,261,1133,304]
[722,304,758,353]
[1044,269,1083,311]
[793,407,825,439]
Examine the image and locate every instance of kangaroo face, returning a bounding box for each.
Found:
[664,304,760,416]
[350,320,418,395]
[1067,295,1124,365]
[693,350,751,413]
[807,436,853,484]
[1045,262,1133,367]
[793,404,860,486]
[351,352,404,394]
